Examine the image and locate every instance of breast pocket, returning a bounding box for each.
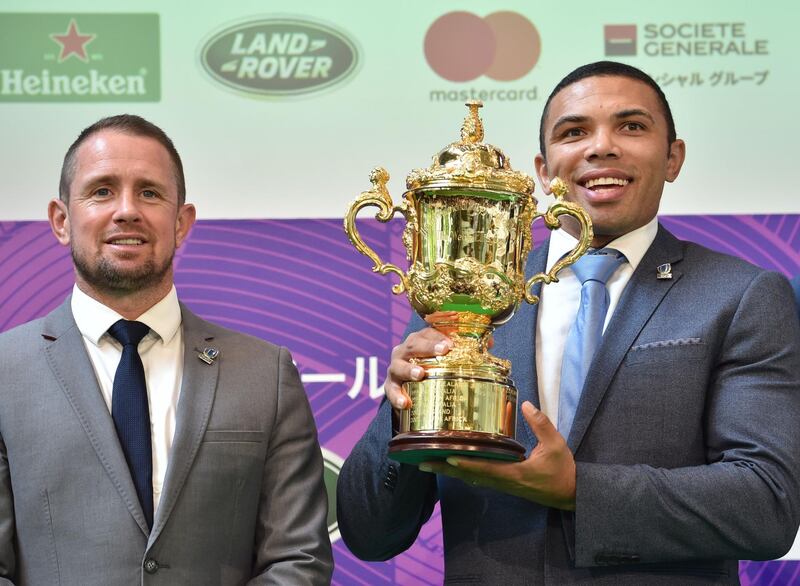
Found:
[196,430,266,495]
[612,339,710,464]
[202,430,264,443]
[624,339,707,366]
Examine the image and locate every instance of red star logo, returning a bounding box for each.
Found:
[50,19,96,63]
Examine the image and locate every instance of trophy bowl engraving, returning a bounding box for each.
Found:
[406,190,528,322]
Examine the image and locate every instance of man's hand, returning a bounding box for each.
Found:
[418,402,577,511]
[384,313,456,409]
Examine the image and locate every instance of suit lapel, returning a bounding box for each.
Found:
[149,305,219,545]
[568,225,684,452]
[42,298,150,536]
[495,239,549,451]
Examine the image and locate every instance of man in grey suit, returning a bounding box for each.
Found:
[337,62,800,583]
[0,115,333,584]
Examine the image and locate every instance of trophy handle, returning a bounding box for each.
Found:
[343,167,413,295]
[524,178,594,304]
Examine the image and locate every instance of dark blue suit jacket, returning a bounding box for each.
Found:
[337,225,800,585]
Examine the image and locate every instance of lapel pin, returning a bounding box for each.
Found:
[198,347,220,365]
[656,263,673,280]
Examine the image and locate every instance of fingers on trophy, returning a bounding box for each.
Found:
[344,101,593,464]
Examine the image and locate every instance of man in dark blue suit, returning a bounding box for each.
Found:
[337,62,800,584]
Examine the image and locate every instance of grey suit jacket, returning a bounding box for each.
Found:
[0,299,333,585]
[337,225,800,585]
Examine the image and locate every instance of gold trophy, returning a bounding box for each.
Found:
[344,101,592,464]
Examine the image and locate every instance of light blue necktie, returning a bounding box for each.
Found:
[558,249,626,441]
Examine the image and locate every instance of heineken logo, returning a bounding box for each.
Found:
[200,18,359,97]
[321,447,343,543]
[0,13,160,102]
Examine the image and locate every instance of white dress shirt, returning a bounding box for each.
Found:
[535,217,658,427]
[71,284,184,514]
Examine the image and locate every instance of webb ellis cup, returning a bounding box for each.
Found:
[344,101,593,464]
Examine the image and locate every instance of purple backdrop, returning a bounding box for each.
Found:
[1,214,798,584]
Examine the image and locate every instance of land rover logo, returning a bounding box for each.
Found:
[200,18,359,97]
[321,447,343,543]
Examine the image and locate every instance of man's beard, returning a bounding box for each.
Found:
[71,246,173,295]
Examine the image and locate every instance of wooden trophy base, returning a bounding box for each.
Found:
[388,430,525,465]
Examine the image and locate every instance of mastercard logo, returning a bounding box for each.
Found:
[424,11,541,82]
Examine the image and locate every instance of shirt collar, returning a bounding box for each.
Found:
[71,284,182,347]
[546,216,659,272]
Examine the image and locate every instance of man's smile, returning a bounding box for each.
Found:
[574,170,633,203]
[105,233,148,247]
[583,177,629,189]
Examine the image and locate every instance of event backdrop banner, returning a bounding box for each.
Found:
[0,215,798,584]
[1,0,799,584]
[0,0,797,220]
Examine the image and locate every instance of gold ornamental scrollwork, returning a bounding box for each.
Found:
[343,167,417,295]
[407,258,518,314]
[451,257,515,313]
[401,191,418,262]
[407,263,454,309]
[518,193,537,261]
[524,178,594,304]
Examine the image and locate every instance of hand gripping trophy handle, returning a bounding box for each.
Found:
[524,177,594,304]
[343,167,416,295]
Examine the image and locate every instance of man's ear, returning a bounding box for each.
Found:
[48,198,70,246]
[666,139,686,183]
[534,153,552,194]
[175,203,196,248]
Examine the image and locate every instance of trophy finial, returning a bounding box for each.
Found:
[369,167,390,189]
[550,177,568,199]
[461,100,484,144]
[406,101,534,195]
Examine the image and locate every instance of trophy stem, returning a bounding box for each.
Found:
[425,312,510,376]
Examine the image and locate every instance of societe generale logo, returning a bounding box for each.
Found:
[424,11,541,82]
[200,17,359,98]
[605,25,637,56]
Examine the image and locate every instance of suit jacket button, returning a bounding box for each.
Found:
[144,558,159,574]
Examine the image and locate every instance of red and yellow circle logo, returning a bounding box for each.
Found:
[424,11,541,82]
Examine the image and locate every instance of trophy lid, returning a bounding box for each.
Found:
[406,101,534,195]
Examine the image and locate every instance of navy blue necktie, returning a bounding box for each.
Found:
[108,319,153,529]
[558,249,626,441]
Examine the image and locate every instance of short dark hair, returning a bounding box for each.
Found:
[538,61,676,160]
[59,114,186,204]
